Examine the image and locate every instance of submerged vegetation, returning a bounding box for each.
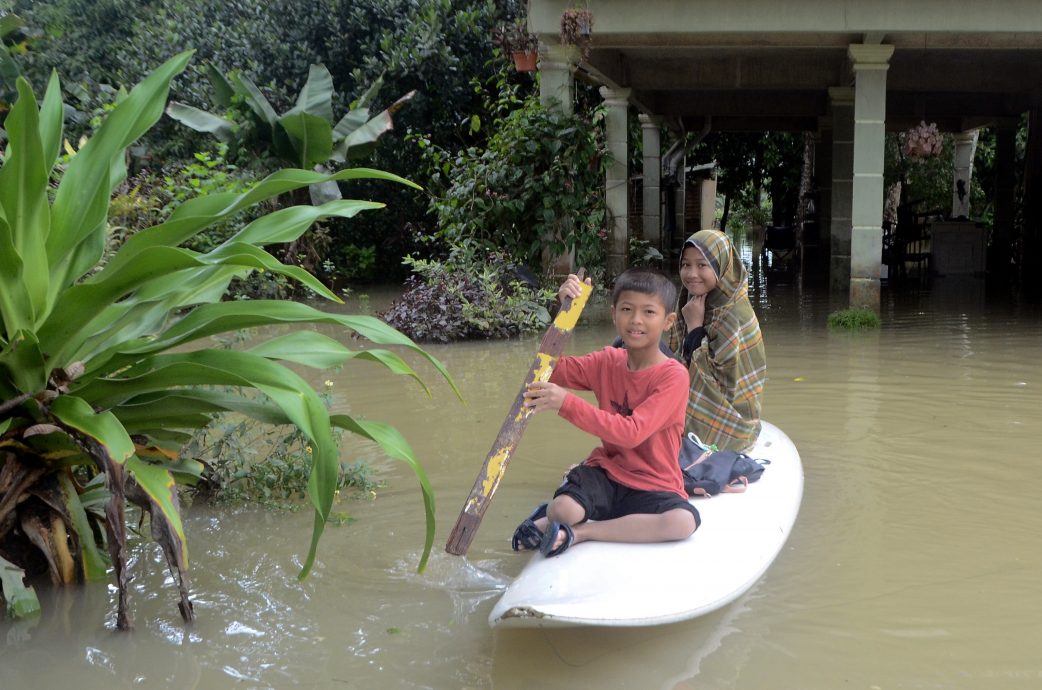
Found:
[827,308,882,331]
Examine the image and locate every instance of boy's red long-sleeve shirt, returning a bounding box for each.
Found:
[551,346,689,497]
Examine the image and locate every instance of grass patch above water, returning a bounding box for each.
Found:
[827,307,881,331]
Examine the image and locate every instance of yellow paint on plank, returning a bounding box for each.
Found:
[552,282,592,332]
[480,446,511,497]
[532,352,556,382]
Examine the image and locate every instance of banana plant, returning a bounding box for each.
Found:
[0,51,458,630]
[166,63,414,173]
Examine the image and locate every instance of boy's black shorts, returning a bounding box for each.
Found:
[554,464,701,528]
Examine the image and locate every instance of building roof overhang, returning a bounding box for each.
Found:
[530,1,1042,132]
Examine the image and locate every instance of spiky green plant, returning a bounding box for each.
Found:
[0,51,457,629]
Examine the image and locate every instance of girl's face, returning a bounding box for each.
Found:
[680,245,718,297]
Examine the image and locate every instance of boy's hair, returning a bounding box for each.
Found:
[611,268,677,312]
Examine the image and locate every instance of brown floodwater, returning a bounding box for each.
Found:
[3,257,1042,689]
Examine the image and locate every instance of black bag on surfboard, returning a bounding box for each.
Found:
[678,433,769,496]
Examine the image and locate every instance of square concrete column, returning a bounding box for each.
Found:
[816,116,833,265]
[640,114,662,248]
[539,43,580,115]
[828,87,855,295]
[991,122,1018,273]
[848,44,894,312]
[600,86,632,279]
[951,130,979,219]
[538,42,581,274]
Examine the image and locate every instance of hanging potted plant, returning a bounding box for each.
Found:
[902,120,943,160]
[494,19,540,72]
[559,4,593,58]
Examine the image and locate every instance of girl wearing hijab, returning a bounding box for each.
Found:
[668,229,766,451]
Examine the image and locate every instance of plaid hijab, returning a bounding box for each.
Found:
[669,230,766,451]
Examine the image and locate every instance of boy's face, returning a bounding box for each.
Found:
[611,290,677,349]
[680,245,718,297]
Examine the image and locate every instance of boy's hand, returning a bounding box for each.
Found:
[682,293,706,330]
[558,273,592,303]
[524,382,567,413]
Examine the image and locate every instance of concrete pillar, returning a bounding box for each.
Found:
[700,177,717,231]
[817,116,833,268]
[600,86,631,279]
[675,150,687,242]
[639,114,662,247]
[991,123,1017,273]
[828,87,855,295]
[538,43,580,274]
[848,43,894,312]
[1024,105,1042,289]
[539,43,579,114]
[951,130,979,219]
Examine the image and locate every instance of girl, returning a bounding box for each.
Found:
[670,229,766,451]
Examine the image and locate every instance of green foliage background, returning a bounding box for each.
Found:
[7,0,514,279]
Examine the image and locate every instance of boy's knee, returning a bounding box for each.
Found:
[549,494,586,524]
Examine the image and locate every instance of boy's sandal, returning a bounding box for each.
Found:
[510,502,548,551]
[539,521,575,558]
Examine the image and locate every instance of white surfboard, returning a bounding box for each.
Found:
[489,420,803,628]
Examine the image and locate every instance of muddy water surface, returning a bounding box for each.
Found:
[3,270,1042,689]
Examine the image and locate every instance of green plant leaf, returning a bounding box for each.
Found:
[247,333,430,392]
[165,102,235,142]
[331,107,370,142]
[98,302,461,400]
[48,51,193,298]
[0,554,40,619]
[126,455,189,569]
[204,63,235,109]
[331,414,435,573]
[231,72,278,128]
[0,330,46,393]
[38,71,64,172]
[58,473,108,581]
[49,395,135,466]
[278,112,334,169]
[0,216,34,339]
[229,199,384,247]
[40,242,342,366]
[122,390,297,428]
[101,168,417,278]
[72,349,338,578]
[332,91,415,162]
[0,14,25,38]
[125,455,193,618]
[0,78,50,325]
[286,63,334,122]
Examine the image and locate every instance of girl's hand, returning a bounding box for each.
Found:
[524,382,567,413]
[558,273,592,303]
[682,293,707,330]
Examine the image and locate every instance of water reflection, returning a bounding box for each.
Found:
[3,263,1042,689]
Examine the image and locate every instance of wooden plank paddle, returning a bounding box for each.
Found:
[445,274,592,556]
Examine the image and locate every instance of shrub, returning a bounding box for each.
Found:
[417,69,610,276]
[381,240,554,342]
[827,308,881,331]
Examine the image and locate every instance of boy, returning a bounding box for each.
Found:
[513,269,700,558]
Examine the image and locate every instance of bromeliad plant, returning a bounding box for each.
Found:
[0,51,457,629]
